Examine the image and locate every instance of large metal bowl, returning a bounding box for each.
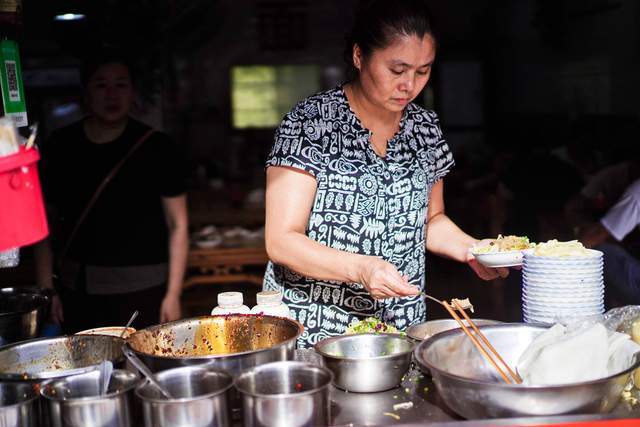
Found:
[0,287,49,346]
[314,333,415,392]
[0,335,124,381]
[126,314,304,375]
[414,323,640,419]
[406,318,501,341]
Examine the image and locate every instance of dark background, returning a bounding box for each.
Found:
[3,0,640,319]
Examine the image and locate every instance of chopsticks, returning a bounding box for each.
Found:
[422,292,522,385]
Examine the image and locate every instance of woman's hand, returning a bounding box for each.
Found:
[466,250,509,280]
[358,257,420,299]
[50,295,64,325]
[159,292,182,323]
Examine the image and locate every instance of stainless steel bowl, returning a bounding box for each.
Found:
[314,333,414,392]
[41,369,139,427]
[136,366,233,427]
[126,314,303,375]
[414,323,640,419]
[0,382,39,427]
[406,318,501,341]
[235,361,332,427]
[0,287,49,346]
[0,335,124,381]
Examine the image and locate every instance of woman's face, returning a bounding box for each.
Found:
[85,62,134,124]
[355,34,436,112]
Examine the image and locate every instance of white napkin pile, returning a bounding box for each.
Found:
[517,323,640,385]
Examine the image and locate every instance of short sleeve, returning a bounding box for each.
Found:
[266,104,325,178]
[600,179,640,241]
[418,110,455,183]
[151,133,188,197]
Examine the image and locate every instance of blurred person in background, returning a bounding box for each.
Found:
[581,177,640,304]
[34,50,188,333]
[263,0,508,348]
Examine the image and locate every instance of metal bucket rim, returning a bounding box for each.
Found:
[0,335,125,381]
[40,370,140,402]
[127,314,304,361]
[314,333,415,362]
[234,361,333,399]
[0,287,49,318]
[134,366,233,404]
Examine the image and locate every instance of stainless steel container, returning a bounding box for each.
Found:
[314,333,414,392]
[234,361,332,427]
[126,314,303,375]
[0,335,124,381]
[414,323,640,419]
[406,318,501,341]
[0,287,48,346]
[0,382,39,427]
[135,366,233,427]
[40,369,139,427]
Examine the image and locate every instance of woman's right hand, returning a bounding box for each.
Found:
[358,257,420,299]
[50,295,64,325]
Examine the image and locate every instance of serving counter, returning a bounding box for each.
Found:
[292,350,640,427]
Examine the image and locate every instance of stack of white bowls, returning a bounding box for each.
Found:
[522,249,604,324]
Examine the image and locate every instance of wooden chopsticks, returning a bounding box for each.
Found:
[422,292,521,384]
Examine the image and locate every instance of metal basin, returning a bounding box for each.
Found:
[0,335,124,381]
[414,323,640,419]
[314,333,414,392]
[0,287,48,346]
[136,366,233,427]
[406,318,501,341]
[41,369,139,427]
[0,382,39,427]
[235,361,332,427]
[126,314,304,375]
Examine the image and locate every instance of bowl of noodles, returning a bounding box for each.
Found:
[470,235,534,268]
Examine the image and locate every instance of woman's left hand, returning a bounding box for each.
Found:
[159,293,182,323]
[466,251,509,281]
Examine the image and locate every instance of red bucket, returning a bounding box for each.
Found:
[0,146,49,251]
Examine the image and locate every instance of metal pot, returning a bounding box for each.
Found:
[0,382,39,427]
[0,335,124,381]
[414,323,640,418]
[0,287,48,346]
[235,361,333,427]
[126,314,304,375]
[41,369,139,427]
[135,366,233,427]
[314,333,415,392]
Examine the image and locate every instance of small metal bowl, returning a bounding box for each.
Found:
[406,318,502,341]
[235,361,333,427]
[314,333,415,392]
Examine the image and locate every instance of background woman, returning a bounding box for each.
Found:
[35,51,188,332]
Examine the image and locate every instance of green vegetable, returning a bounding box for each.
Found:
[345,317,402,335]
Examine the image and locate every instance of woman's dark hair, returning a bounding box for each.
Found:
[344,0,435,80]
[80,49,136,88]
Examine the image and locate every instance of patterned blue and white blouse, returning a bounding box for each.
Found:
[264,86,454,348]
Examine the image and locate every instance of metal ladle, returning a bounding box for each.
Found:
[123,346,173,399]
[119,310,139,339]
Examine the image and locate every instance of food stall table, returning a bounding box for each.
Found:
[293,350,640,427]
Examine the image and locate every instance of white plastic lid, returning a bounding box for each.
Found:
[256,290,283,306]
[217,292,244,308]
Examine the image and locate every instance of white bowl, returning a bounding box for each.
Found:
[470,250,525,268]
[523,283,604,292]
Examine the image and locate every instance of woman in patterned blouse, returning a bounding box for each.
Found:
[263,0,508,347]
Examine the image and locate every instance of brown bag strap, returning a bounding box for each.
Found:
[59,128,156,264]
